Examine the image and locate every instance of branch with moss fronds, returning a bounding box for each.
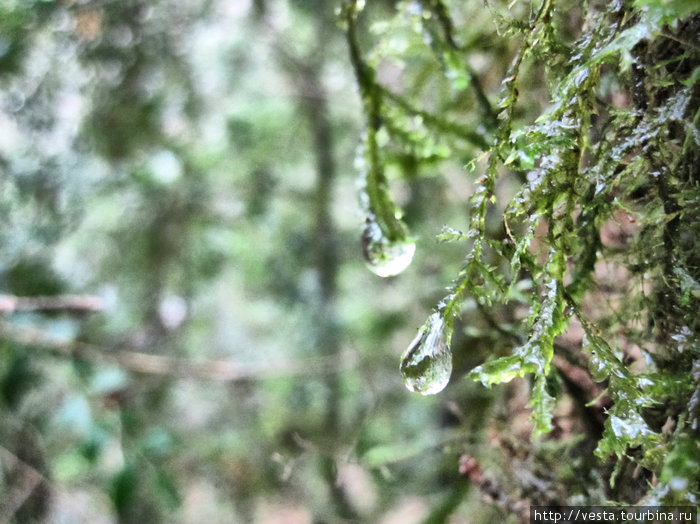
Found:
[380,86,490,150]
[415,0,498,128]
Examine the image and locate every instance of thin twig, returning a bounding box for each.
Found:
[381,86,490,149]
[459,454,529,522]
[424,0,498,128]
[0,294,104,313]
[0,320,358,381]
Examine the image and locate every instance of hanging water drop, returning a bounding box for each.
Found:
[400,312,453,395]
[362,217,416,277]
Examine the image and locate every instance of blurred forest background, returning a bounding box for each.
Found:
[0,0,698,523]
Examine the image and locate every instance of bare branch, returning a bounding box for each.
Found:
[0,321,357,382]
[0,295,104,314]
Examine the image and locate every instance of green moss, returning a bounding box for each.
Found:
[348,0,700,504]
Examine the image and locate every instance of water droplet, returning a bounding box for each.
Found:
[588,350,608,382]
[400,313,453,395]
[574,68,589,87]
[362,218,416,277]
[595,180,606,195]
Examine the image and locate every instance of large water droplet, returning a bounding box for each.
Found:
[400,313,453,395]
[362,218,416,277]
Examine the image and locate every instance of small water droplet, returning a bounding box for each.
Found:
[574,68,589,87]
[400,313,453,395]
[362,218,416,277]
[588,350,608,382]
